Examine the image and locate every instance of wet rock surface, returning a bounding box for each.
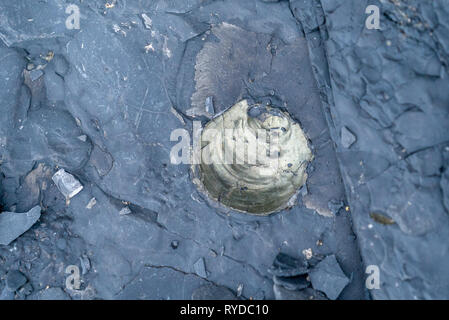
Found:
[0,0,446,300]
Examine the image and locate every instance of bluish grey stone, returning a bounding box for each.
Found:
[6,270,27,291]
[309,255,349,300]
[193,258,207,278]
[268,253,308,277]
[35,287,70,300]
[341,126,356,149]
[0,206,41,246]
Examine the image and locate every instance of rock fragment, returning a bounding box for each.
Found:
[301,248,313,260]
[193,258,207,278]
[309,255,349,300]
[119,206,131,215]
[77,135,87,142]
[17,282,34,298]
[141,13,152,29]
[0,206,41,246]
[236,283,244,297]
[80,255,91,275]
[268,253,308,277]
[6,270,27,291]
[86,197,97,209]
[52,169,83,199]
[341,126,356,148]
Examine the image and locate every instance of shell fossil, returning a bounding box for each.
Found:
[192,100,313,215]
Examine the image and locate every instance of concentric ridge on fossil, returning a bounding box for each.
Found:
[192,100,313,215]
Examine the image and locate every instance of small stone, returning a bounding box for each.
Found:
[0,206,41,246]
[268,253,308,277]
[119,206,131,215]
[309,255,349,300]
[6,270,27,291]
[170,240,179,249]
[77,135,87,142]
[52,169,83,199]
[341,126,356,148]
[141,13,152,29]
[236,283,244,297]
[86,197,97,209]
[80,254,91,275]
[193,257,207,278]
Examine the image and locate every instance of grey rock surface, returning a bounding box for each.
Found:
[292,0,449,299]
[34,287,70,300]
[309,255,349,300]
[0,0,366,300]
[0,206,41,246]
[1,0,445,300]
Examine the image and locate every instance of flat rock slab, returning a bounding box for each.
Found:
[0,206,41,246]
[309,255,349,300]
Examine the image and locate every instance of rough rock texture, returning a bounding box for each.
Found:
[290,0,449,299]
[0,0,368,300]
[1,0,446,300]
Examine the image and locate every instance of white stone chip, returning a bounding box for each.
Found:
[52,169,83,199]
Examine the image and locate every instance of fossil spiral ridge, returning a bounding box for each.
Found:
[193,100,313,215]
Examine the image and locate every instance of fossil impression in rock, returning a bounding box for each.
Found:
[193,100,313,215]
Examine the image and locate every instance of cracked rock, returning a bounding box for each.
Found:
[0,206,41,246]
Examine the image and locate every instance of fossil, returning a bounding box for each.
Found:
[192,100,313,215]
